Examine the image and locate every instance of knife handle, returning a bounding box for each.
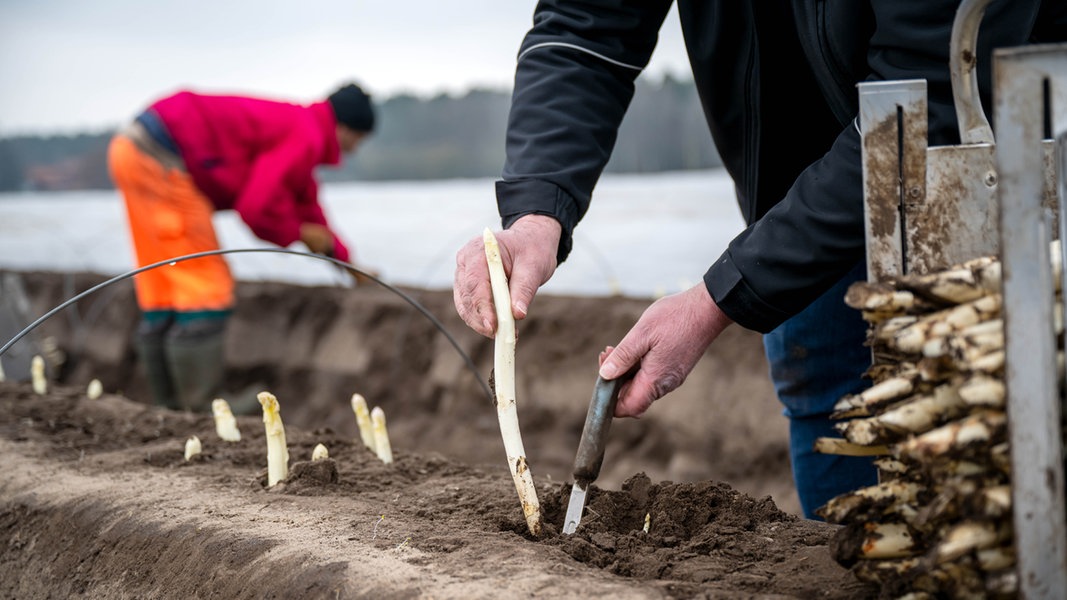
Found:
[572,374,626,483]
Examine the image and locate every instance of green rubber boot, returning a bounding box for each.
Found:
[165,318,227,413]
[135,317,179,410]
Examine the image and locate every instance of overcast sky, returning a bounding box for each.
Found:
[0,1,690,135]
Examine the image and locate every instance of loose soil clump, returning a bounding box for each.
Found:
[0,383,875,598]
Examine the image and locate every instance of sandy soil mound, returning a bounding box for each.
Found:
[0,270,881,597]
[0,383,875,599]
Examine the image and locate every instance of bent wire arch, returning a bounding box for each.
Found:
[0,247,493,404]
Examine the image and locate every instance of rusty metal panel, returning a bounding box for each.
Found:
[995,43,1067,600]
[907,144,998,273]
[860,80,927,282]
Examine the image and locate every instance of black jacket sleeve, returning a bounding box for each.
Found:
[705,0,1052,333]
[498,0,673,264]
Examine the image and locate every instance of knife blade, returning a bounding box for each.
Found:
[562,374,627,534]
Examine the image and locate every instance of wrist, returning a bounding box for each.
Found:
[691,283,733,340]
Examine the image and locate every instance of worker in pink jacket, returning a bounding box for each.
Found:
[108,83,376,412]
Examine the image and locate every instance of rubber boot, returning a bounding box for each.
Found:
[165,318,227,413]
[135,317,179,410]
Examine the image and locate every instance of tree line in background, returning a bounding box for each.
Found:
[0,75,722,193]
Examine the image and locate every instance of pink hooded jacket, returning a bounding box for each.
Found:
[150,91,350,262]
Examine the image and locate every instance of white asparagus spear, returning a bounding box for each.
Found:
[832,372,918,418]
[976,546,1015,572]
[871,315,920,340]
[483,228,543,537]
[845,282,917,312]
[834,522,916,561]
[212,398,241,442]
[934,521,1006,564]
[895,411,1006,462]
[836,384,966,445]
[184,435,202,461]
[31,355,46,395]
[892,295,1001,354]
[817,480,925,524]
[86,378,103,400]
[813,437,889,456]
[957,376,1004,408]
[312,443,329,461]
[257,391,289,486]
[350,393,376,452]
[371,406,393,464]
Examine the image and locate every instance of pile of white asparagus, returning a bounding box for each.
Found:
[815,242,1066,599]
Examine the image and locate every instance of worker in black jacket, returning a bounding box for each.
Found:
[453,1,1067,518]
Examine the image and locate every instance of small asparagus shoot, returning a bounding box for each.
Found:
[184,435,202,461]
[483,228,543,537]
[31,355,46,395]
[86,378,103,400]
[351,393,376,452]
[371,406,393,464]
[257,391,289,486]
[212,399,241,442]
[312,443,329,461]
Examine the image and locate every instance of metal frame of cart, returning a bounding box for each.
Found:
[858,0,1067,596]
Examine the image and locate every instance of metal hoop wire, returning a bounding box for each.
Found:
[0,247,493,404]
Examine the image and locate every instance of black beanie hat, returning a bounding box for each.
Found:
[328,83,375,133]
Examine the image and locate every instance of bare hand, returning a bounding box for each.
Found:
[299,223,334,255]
[598,284,733,418]
[453,215,561,337]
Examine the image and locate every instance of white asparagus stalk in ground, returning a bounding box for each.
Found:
[86,378,103,400]
[212,398,241,442]
[31,355,46,395]
[483,228,543,537]
[350,393,376,452]
[312,443,329,461]
[184,435,202,461]
[257,391,289,486]
[371,406,393,464]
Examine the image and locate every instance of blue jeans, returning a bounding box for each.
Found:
[763,261,878,519]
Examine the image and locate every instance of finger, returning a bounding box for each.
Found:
[598,345,615,367]
[453,240,496,337]
[598,334,647,380]
[614,369,657,418]
[505,258,544,321]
